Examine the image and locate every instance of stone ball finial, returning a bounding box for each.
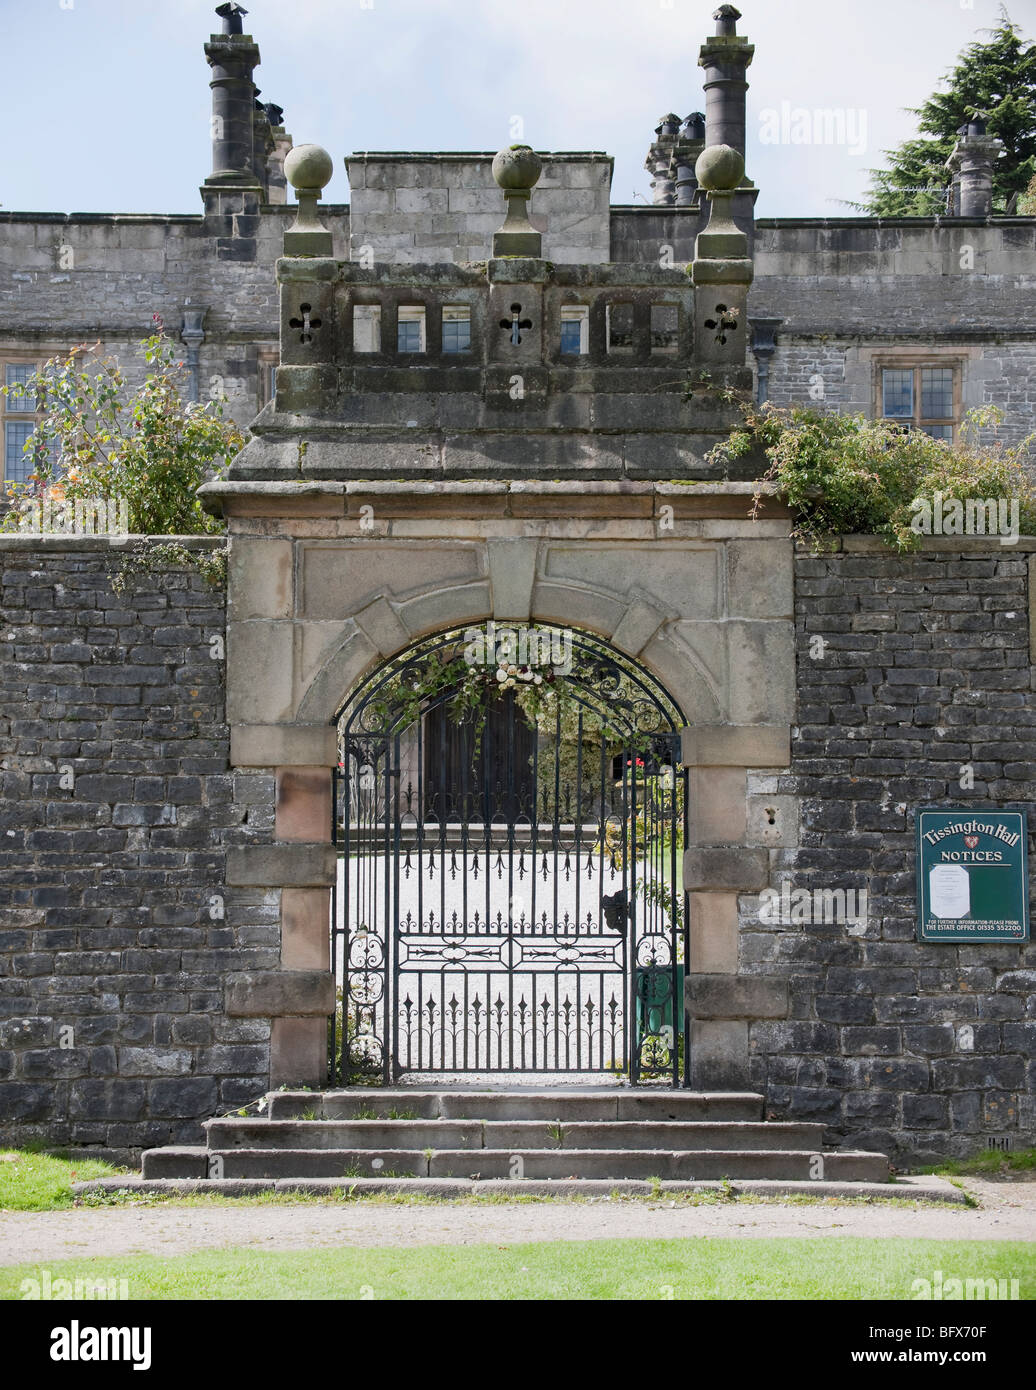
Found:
[492,145,543,191]
[695,144,744,192]
[284,143,334,193]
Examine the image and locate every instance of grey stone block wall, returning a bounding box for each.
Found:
[0,539,275,1161]
[749,219,1036,449]
[742,544,1036,1161]
[347,154,614,265]
[0,208,349,432]
[3,202,1036,446]
[762,340,1036,449]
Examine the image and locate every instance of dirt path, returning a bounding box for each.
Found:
[1,1181,1034,1266]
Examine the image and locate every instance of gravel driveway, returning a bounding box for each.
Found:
[1,1181,1034,1266]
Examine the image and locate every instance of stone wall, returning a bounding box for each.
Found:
[2,532,1033,1162]
[4,203,1035,447]
[0,538,276,1162]
[347,154,614,265]
[0,207,349,431]
[751,218,1036,448]
[740,539,1036,1161]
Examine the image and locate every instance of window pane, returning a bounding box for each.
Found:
[921,367,953,420]
[5,421,35,481]
[397,320,422,352]
[607,303,633,351]
[921,424,953,441]
[559,307,588,356]
[442,311,470,353]
[650,304,679,350]
[560,320,583,355]
[882,368,913,418]
[5,364,37,412]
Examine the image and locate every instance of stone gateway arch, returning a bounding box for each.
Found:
[205,131,795,1095]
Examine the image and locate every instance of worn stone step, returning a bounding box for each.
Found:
[266,1089,765,1123]
[203,1117,826,1153]
[86,1174,967,1204]
[425,1148,890,1183]
[485,1120,827,1151]
[209,1148,432,1179]
[189,1146,889,1183]
[204,1118,484,1151]
[141,1146,209,1179]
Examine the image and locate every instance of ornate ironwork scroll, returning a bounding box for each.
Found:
[331,625,687,1086]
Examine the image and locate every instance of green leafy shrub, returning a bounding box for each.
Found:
[709,401,1036,551]
[0,320,242,536]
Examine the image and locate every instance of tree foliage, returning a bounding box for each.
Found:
[708,401,1036,551]
[0,320,241,535]
[862,11,1036,216]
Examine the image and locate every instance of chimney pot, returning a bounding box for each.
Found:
[216,2,248,36]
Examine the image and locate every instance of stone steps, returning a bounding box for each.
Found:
[139,1087,892,1186]
[145,1144,889,1182]
[76,1174,967,1204]
[203,1118,829,1153]
[266,1088,766,1123]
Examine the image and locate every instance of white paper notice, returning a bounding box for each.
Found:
[929,864,971,919]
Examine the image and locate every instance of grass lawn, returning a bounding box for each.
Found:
[1,1238,1032,1300]
[0,1149,125,1212]
[923,1148,1036,1178]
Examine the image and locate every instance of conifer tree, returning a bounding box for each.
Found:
[862,10,1036,216]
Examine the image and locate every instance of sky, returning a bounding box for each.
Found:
[2,0,1033,219]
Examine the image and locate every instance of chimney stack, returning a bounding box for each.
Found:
[946,117,1004,219]
[644,113,705,208]
[205,4,261,188]
[264,104,292,205]
[698,5,754,173]
[201,5,265,257]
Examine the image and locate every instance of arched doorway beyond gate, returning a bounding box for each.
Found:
[331,624,688,1087]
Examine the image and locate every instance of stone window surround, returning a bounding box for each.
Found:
[396,304,427,353]
[856,345,982,442]
[441,304,471,353]
[329,285,692,367]
[560,305,589,355]
[876,356,962,440]
[606,301,635,354]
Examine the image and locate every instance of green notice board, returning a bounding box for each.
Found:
[916,809,1029,943]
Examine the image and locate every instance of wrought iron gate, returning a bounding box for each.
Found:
[331,625,687,1086]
